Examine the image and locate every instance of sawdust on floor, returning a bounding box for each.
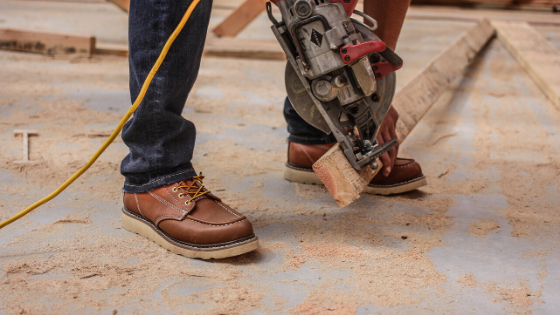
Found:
[1,36,559,314]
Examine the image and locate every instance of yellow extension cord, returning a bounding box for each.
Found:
[0,0,201,229]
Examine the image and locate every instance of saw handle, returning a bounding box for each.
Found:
[379,47,403,68]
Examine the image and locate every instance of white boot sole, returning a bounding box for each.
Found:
[121,208,259,259]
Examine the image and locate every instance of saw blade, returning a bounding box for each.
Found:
[285,22,396,135]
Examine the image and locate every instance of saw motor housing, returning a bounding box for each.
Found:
[268,0,403,171]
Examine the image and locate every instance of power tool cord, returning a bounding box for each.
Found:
[0,0,201,229]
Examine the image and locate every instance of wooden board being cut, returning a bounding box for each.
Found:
[313,144,381,207]
[0,28,95,57]
[393,18,495,142]
[492,20,560,109]
[313,19,495,207]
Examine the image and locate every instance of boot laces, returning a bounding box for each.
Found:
[174,173,211,204]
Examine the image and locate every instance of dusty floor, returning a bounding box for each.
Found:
[0,1,559,314]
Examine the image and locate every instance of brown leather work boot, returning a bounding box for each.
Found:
[121,174,259,259]
[284,142,427,195]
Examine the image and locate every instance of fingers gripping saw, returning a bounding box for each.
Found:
[267,0,402,172]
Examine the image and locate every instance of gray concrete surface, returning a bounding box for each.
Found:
[0,1,559,314]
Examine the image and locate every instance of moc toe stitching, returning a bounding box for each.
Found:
[155,214,183,226]
[217,202,241,217]
[186,217,247,227]
[393,158,415,168]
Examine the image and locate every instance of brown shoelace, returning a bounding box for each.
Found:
[173,173,211,205]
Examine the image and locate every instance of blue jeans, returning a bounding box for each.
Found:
[121,0,334,193]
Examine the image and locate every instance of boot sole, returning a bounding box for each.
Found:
[284,164,427,195]
[121,207,259,259]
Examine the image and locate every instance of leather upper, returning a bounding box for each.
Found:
[369,157,423,185]
[287,141,423,185]
[123,178,254,245]
[287,142,336,169]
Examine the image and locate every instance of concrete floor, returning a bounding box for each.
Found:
[0,1,559,314]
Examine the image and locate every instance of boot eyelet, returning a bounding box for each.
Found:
[178,193,184,198]
[172,187,178,192]
[185,200,191,205]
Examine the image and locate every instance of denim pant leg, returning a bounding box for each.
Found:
[283,97,336,145]
[121,0,213,193]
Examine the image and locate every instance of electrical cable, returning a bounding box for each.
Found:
[0,0,201,229]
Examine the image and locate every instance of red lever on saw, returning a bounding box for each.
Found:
[340,41,404,79]
[372,61,403,79]
[340,41,386,64]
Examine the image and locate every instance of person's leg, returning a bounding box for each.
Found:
[121,0,211,193]
[363,0,412,51]
[120,0,259,259]
[283,97,335,145]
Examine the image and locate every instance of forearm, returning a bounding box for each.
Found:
[363,0,411,50]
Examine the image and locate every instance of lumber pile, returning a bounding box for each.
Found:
[212,0,268,38]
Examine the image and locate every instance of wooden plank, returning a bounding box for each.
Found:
[312,144,382,207]
[410,0,560,12]
[212,0,267,38]
[204,38,285,60]
[393,18,495,142]
[492,20,560,109]
[0,28,95,57]
[106,0,130,12]
[406,6,560,27]
[92,39,285,60]
[95,42,129,57]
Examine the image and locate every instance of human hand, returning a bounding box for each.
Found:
[376,106,399,177]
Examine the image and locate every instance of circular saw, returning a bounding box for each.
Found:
[267,0,403,171]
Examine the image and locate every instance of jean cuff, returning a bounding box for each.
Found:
[288,133,337,145]
[123,165,198,193]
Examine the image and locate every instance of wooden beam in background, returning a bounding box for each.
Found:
[212,0,267,38]
[93,38,285,60]
[106,0,130,12]
[95,42,129,57]
[204,38,285,60]
[0,28,96,57]
[492,20,560,109]
[410,0,560,12]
